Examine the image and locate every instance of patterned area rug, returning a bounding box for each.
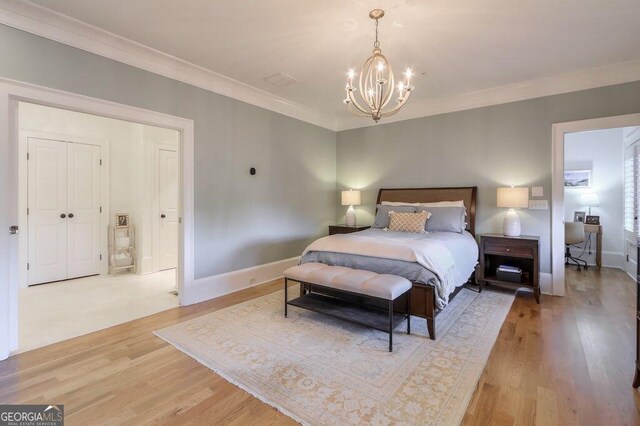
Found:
[155,286,514,425]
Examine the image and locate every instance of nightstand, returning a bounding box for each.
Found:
[328,225,370,235]
[478,233,540,303]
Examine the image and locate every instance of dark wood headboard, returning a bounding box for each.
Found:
[376,186,478,235]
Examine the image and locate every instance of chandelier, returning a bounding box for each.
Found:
[343,9,414,122]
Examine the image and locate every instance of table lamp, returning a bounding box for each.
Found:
[341,189,361,226]
[580,192,599,215]
[497,186,529,236]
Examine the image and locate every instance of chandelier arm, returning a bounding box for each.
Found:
[380,91,413,117]
[347,89,372,115]
[380,67,395,109]
[359,56,374,109]
[347,103,372,117]
[362,60,377,109]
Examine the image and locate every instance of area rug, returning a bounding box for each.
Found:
[154,286,514,425]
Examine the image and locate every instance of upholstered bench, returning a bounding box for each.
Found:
[283,262,412,352]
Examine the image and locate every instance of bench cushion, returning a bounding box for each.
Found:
[284,262,412,300]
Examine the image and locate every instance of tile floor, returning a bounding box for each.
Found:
[18,269,179,353]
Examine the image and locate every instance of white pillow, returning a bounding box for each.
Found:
[419,200,465,207]
[380,201,422,206]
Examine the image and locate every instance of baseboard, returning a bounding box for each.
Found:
[575,251,624,269]
[540,272,553,295]
[186,257,300,305]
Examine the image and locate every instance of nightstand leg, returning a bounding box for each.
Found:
[535,289,540,304]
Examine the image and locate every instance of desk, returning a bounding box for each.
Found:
[583,223,602,271]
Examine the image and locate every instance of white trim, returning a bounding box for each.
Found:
[551,113,640,296]
[337,59,640,131]
[0,0,336,131]
[18,130,110,288]
[540,272,552,296]
[1,1,640,133]
[187,257,300,305]
[0,76,195,359]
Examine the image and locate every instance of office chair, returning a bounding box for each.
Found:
[565,222,588,271]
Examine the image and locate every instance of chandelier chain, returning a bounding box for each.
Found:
[374,19,380,48]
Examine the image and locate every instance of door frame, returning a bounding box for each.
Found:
[0,77,195,359]
[153,143,179,273]
[551,113,640,296]
[20,131,110,287]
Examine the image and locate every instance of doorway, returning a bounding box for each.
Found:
[551,114,640,295]
[15,101,182,352]
[0,79,195,360]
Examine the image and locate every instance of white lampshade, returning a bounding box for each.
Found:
[497,187,529,209]
[580,192,600,207]
[341,189,361,206]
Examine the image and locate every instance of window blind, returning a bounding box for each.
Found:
[625,142,640,234]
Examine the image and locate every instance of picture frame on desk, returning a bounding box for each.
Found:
[573,211,586,223]
[585,215,600,225]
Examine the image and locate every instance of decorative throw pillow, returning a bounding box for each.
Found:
[372,205,416,228]
[387,210,431,233]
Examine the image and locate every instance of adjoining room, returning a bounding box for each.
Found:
[563,126,639,278]
[17,102,181,352]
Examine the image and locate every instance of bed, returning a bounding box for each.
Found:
[299,186,479,340]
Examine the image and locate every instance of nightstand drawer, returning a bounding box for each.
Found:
[484,243,533,258]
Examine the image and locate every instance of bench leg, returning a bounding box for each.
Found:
[406,291,411,335]
[389,300,393,352]
[284,278,288,318]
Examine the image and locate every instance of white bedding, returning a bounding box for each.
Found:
[300,228,479,308]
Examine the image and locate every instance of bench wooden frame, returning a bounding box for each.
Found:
[284,278,411,352]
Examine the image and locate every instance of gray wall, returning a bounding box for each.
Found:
[337,81,640,273]
[0,25,337,279]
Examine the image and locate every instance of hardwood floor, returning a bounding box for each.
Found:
[1,267,638,425]
[463,267,640,425]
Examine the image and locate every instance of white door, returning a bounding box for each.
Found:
[66,143,102,278]
[27,138,68,285]
[157,147,179,270]
[27,138,102,285]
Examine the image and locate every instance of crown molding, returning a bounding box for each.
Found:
[336,59,640,131]
[0,0,338,130]
[2,1,639,134]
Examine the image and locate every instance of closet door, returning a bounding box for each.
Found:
[157,147,179,270]
[27,138,68,285]
[66,142,102,279]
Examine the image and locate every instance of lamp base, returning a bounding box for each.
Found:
[346,205,356,226]
[503,209,521,237]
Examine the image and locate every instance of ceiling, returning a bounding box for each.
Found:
[24,0,640,129]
